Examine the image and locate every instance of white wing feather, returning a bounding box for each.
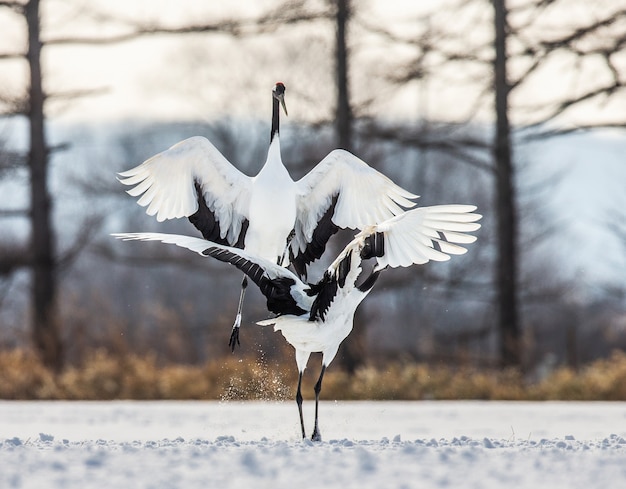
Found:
[328,205,481,273]
[118,137,252,243]
[111,232,302,284]
[293,149,418,253]
[374,205,481,269]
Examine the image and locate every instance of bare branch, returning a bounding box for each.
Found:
[0,148,25,171]
[0,208,28,218]
[521,122,626,141]
[47,87,109,100]
[0,241,29,276]
[525,81,624,127]
[0,52,25,59]
[355,13,439,48]
[44,23,242,46]
[508,0,559,31]
[48,142,71,154]
[538,9,626,51]
[57,216,106,275]
[255,0,331,31]
[0,1,24,13]
[44,3,331,47]
[0,90,28,115]
[509,55,543,92]
[93,241,233,277]
[357,120,494,174]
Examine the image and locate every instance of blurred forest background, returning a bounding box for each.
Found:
[1,0,626,399]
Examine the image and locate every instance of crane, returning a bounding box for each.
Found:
[118,83,418,351]
[113,203,481,440]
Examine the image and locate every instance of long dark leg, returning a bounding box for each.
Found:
[296,371,306,439]
[228,275,247,352]
[279,229,296,267]
[311,365,326,442]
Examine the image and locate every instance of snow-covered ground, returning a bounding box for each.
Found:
[1,400,626,488]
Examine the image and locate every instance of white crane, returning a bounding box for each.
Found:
[113,203,482,440]
[118,82,418,351]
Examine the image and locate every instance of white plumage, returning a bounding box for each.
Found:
[118,82,418,349]
[113,203,481,440]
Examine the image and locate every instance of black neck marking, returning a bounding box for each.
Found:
[270,93,280,142]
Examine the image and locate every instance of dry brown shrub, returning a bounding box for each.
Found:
[60,349,156,399]
[535,350,626,400]
[0,349,57,399]
[3,348,626,401]
[158,364,214,399]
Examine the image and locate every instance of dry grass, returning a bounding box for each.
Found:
[2,348,626,401]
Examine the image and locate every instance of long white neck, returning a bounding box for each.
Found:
[263,135,284,172]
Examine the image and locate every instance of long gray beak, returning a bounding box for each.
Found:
[280,97,288,116]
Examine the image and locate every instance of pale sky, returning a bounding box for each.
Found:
[1,0,624,127]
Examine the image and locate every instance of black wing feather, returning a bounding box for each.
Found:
[360,232,385,260]
[307,249,354,321]
[291,195,340,278]
[308,270,338,322]
[188,182,248,247]
[203,246,306,316]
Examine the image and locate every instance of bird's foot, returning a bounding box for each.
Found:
[311,428,322,442]
[228,326,240,352]
[228,314,241,352]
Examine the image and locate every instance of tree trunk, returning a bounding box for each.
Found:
[333,0,363,373]
[493,0,520,368]
[335,0,352,151]
[26,0,62,371]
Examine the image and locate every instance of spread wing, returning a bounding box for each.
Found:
[305,204,481,321]
[291,149,418,277]
[346,204,482,270]
[112,232,311,316]
[118,136,252,246]
[373,204,482,269]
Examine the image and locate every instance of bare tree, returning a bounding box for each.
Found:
[334,0,352,151]
[356,0,626,368]
[0,0,63,369]
[493,0,520,367]
[328,0,367,373]
[488,0,625,367]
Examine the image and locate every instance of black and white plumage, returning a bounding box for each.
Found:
[113,204,482,441]
[118,82,418,351]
